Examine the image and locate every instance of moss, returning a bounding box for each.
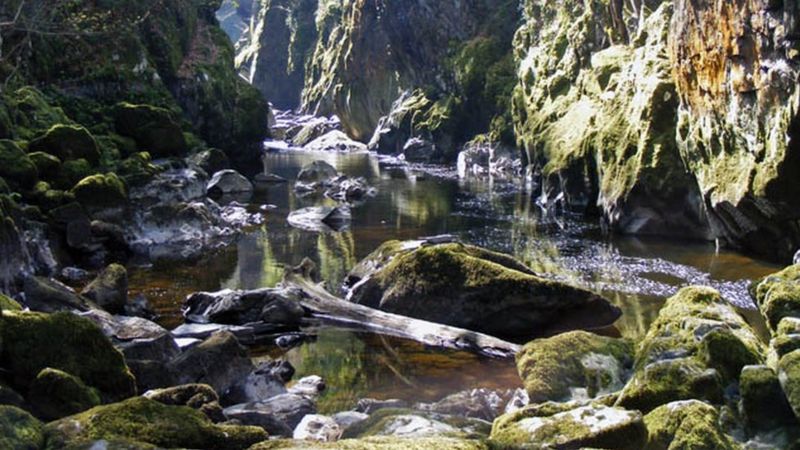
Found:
[0,311,136,401]
[699,328,762,381]
[71,173,127,210]
[28,368,101,421]
[117,152,159,184]
[45,397,267,449]
[490,404,646,450]
[0,294,22,311]
[740,365,796,430]
[250,436,489,449]
[752,265,800,331]
[779,350,800,419]
[341,408,489,440]
[516,330,633,403]
[4,87,71,141]
[28,125,101,165]
[57,159,94,190]
[0,405,45,450]
[643,400,739,450]
[0,139,38,189]
[28,152,62,181]
[112,103,188,158]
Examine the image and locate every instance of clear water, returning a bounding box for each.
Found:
[129,149,780,412]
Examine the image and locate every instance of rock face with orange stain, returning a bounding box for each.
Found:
[669,0,800,260]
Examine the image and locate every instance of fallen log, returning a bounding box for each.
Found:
[279,261,521,359]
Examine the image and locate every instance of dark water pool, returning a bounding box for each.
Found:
[129,149,780,412]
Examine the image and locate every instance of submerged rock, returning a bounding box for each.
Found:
[516,331,634,404]
[490,403,646,449]
[346,240,620,339]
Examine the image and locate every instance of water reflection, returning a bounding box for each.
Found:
[130,149,781,403]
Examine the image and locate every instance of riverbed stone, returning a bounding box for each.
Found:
[0,405,45,450]
[490,403,646,449]
[23,276,92,313]
[516,331,634,404]
[293,414,342,442]
[296,160,338,185]
[71,173,128,211]
[0,140,38,189]
[225,360,294,405]
[113,103,188,158]
[304,131,367,153]
[45,397,267,449]
[249,436,489,449]
[168,331,254,399]
[206,169,254,198]
[144,384,225,422]
[751,265,800,332]
[616,287,763,413]
[0,311,136,401]
[346,241,621,339]
[740,365,796,431]
[28,124,101,165]
[224,393,315,434]
[415,388,524,422]
[28,367,101,421]
[184,287,305,327]
[643,400,739,450]
[81,264,128,314]
[342,408,486,440]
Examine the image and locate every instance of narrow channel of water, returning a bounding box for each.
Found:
[129,149,780,412]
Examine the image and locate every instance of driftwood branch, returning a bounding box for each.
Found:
[281,268,521,359]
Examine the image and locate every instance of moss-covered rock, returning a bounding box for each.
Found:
[143,383,224,422]
[81,263,128,314]
[28,368,101,421]
[751,265,800,331]
[341,408,489,441]
[739,365,796,431]
[251,437,489,449]
[28,125,101,165]
[643,400,739,450]
[45,397,267,449]
[0,311,136,401]
[0,293,22,311]
[57,159,94,190]
[0,139,38,189]
[616,287,763,412]
[490,403,646,449]
[778,350,800,421]
[1,87,71,142]
[347,241,620,339]
[0,405,45,450]
[28,152,62,181]
[71,173,127,210]
[113,103,188,158]
[516,330,634,403]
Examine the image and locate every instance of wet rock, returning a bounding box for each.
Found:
[168,331,255,399]
[144,384,225,423]
[457,141,521,179]
[190,148,230,175]
[224,393,316,434]
[644,400,738,450]
[490,403,646,449]
[0,311,136,401]
[45,397,266,449]
[346,240,621,339]
[751,265,800,332]
[124,294,157,320]
[401,138,437,163]
[251,436,488,449]
[291,117,342,147]
[0,405,45,450]
[288,206,352,232]
[516,331,634,404]
[23,276,92,313]
[304,130,367,153]
[342,408,489,440]
[416,389,528,422]
[81,264,128,314]
[184,287,305,327]
[616,287,763,413]
[324,177,376,203]
[289,376,326,399]
[78,309,167,342]
[740,365,796,431]
[206,170,254,199]
[296,160,338,186]
[332,411,369,432]
[226,360,295,405]
[61,267,90,283]
[28,368,101,421]
[293,414,342,442]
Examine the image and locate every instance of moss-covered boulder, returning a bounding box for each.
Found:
[113,103,188,158]
[45,397,267,449]
[740,365,796,431]
[28,152,62,181]
[778,350,800,421]
[0,140,38,189]
[28,125,101,165]
[28,368,101,421]
[143,383,224,422]
[81,264,128,314]
[71,173,127,210]
[616,287,763,413]
[643,400,739,450]
[0,293,22,311]
[490,403,646,449]
[0,405,45,450]
[516,330,633,403]
[751,265,800,332]
[250,437,489,449]
[0,311,136,401]
[346,241,620,339]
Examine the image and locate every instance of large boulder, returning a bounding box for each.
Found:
[615,287,764,413]
[206,170,254,198]
[28,124,101,165]
[751,264,800,332]
[224,393,315,435]
[0,311,136,401]
[643,400,739,450]
[0,405,45,450]
[346,240,621,339]
[303,131,367,153]
[739,365,796,431]
[113,103,188,158]
[184,287,305,327]
[516,330,634,403]
[27,368,101,421]
[71,173,128,210]
[45,397,267,449]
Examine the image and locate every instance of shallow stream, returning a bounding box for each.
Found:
[128,148,780,413]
